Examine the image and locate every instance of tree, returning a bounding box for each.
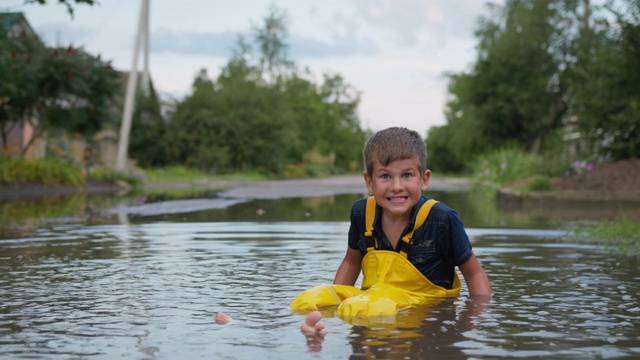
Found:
[0,19,44,155]
[253,6,294,79]
[433,0,639,173]
[24,0,96,18]
[317,73,365,170]
[0,26,119,157]
[460,0,569,152]
[283,71,364,170]
[148,7,366,175]
[128,83,168,168]
[571,0,640,160]
[431,0,566,172]
[164,69,229,171]
[428,76,486,174]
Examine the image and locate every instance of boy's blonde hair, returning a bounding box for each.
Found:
[363,127,427,176]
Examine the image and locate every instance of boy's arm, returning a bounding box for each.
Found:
[458,253,492,297]
[333,247,362,286]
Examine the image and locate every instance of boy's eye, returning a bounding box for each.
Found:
[403,173,413,178]
[380,174,390,179]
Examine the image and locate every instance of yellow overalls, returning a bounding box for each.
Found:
[290,196,461,319]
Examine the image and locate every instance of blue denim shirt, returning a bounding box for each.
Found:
[348,195,473,289]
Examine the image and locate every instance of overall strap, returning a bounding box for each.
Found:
[364,196,377,252]
[398,199,439,258]
[364,196,439,257]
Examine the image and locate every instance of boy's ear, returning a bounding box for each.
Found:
[421,170,431,191]
[363,172,373,194]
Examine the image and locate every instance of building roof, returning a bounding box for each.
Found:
[0,12,39,40]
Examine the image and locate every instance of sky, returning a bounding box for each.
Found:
[5,0,501,137]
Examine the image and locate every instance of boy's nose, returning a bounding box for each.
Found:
[391,177,403,190]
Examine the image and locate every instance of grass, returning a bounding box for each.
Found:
[0,157,84,186]
[87,166,146,187]
[526,176,552,192]
[0,157,145,188]
[0,160,278,189]
[469,149,586,193]
[142,166,281,185]
[568,216,640,255]
[505,175,553,193]
[470,148,544,186]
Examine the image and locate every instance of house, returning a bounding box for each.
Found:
[0,12,45,159]
[1,12,158,168]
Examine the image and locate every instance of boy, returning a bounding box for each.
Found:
[291,126,491,333]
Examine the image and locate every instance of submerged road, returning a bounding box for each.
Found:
[110,176,470,216]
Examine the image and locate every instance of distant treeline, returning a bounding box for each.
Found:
[4,1,638,178]
[128,8,367,176]
[428,0,639,173]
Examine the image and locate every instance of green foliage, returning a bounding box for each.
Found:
[87,165,145,187]
[438,0,639,173]
[426,118,481,174]
[253,5,294,76]
[0,26,119,157]
[571,0,640,161]
[136,7,366,176]
[143,165,209,182]
[569,215,640,255]
[526,176,552,191]
[37,46,120,135]
[280,163,308,178]
[448,0,567,154]
[471,148,544,185]
[316,73,366,172]
[514,175,553,192]
[0,157,144,187]
[143,166,270,184]
[25,0,97,19]
[166,62,300,174]
[129,87,170,168]
[0,21,43,155]
[0,157,84,186]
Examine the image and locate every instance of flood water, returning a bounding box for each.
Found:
[0,189,638,359]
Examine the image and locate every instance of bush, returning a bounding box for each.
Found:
[0,157,145,188]
[0,157,84,186]
[280,163,308,178]
[87,166,146,187]
[471,149,544,185]
[526,176,552,192]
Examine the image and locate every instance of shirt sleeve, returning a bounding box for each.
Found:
[447,209,473,266]
[347,198,366,250]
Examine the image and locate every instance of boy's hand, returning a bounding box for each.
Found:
[300,311,326,352]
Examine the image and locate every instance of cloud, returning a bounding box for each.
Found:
[348,0,490,50]
[151,28,379,60]
[358,0,442,47]
[289,33,378,59]
[152,28,240,57]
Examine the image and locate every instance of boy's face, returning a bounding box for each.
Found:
[364,157,430,219]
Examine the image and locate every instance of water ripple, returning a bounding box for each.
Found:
[0,222,638,359]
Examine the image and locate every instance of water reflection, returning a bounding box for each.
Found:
[294,296,492,359]
[0,219,638,359]
[2,185,639,233]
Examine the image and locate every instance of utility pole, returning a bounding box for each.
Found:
[141,0,150,95]
[115,0,150,171]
